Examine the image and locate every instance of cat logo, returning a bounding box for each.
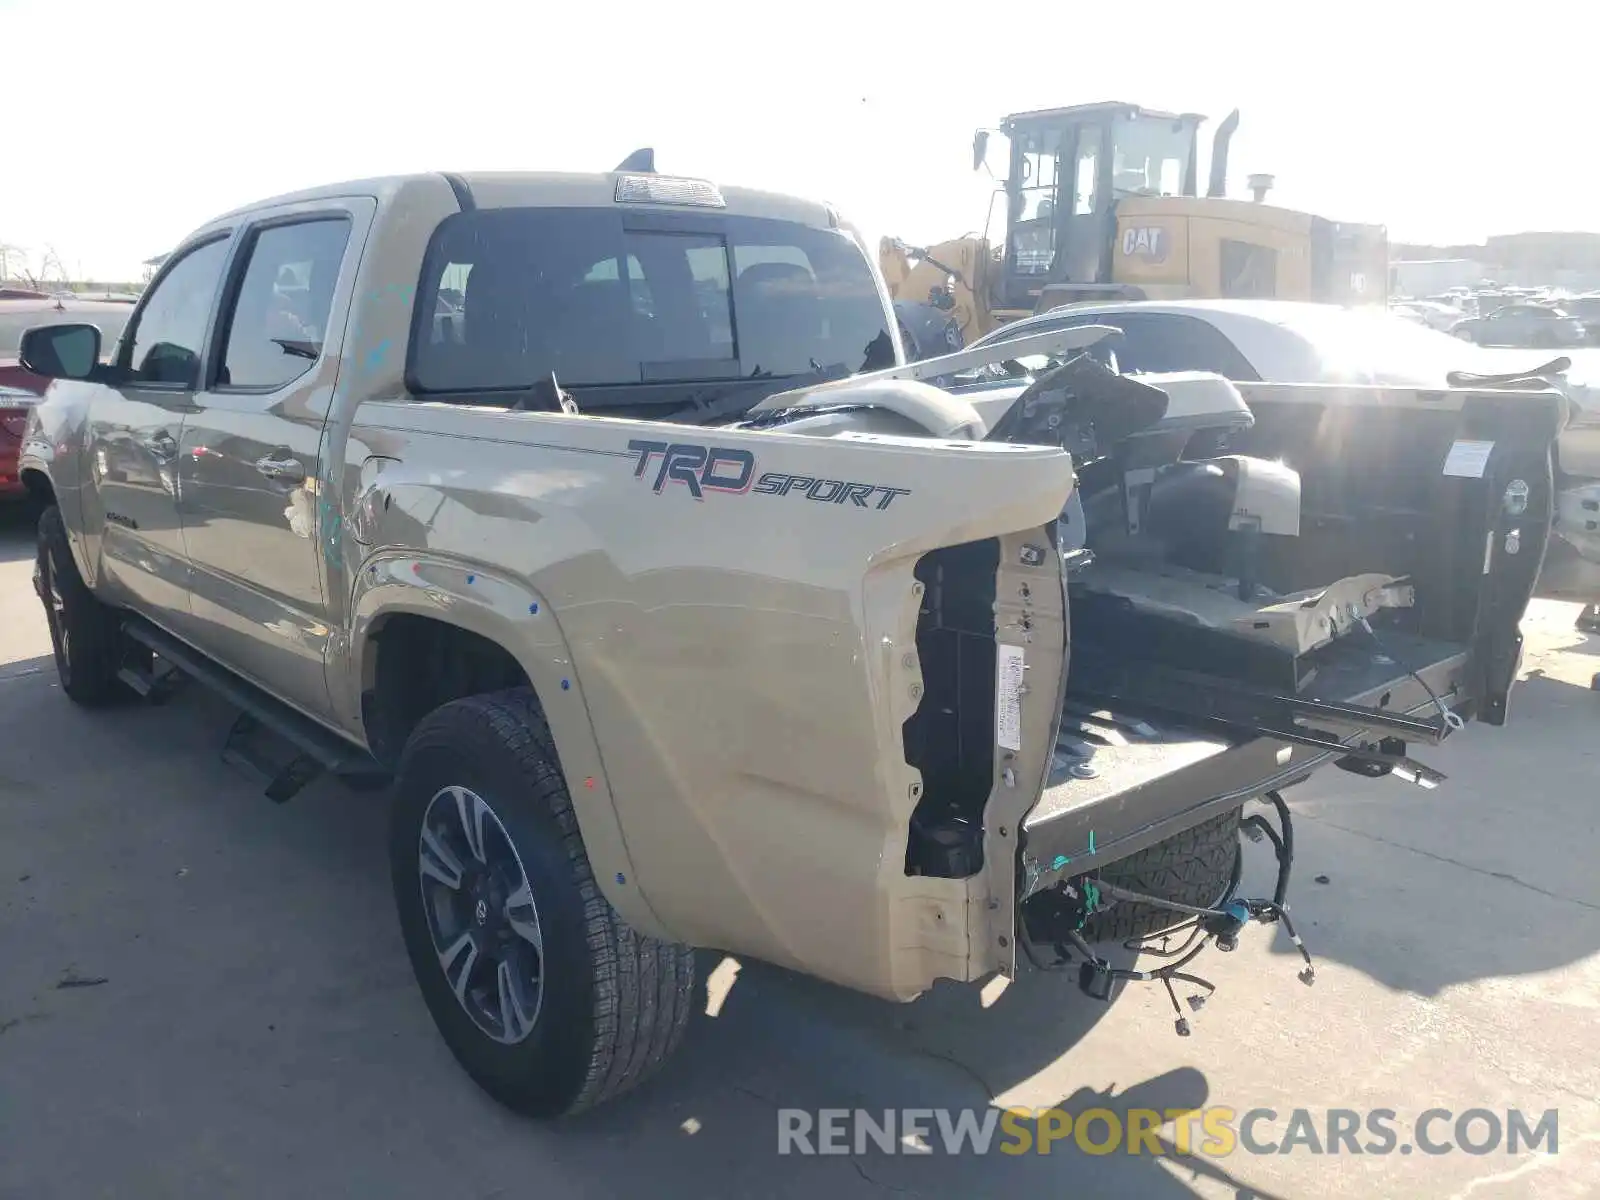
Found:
[1120,225,1169,264]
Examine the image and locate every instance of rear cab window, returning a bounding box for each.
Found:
[406,207,894,399]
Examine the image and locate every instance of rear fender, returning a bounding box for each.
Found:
[332,403,1076,999]
[347,556,672,942]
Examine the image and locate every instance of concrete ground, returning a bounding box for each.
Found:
[2,507,1598,1200]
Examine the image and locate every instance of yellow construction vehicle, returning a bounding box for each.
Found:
[883,101,1389,354]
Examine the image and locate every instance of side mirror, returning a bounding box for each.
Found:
[18,323,102,381]
[972,130,989,172]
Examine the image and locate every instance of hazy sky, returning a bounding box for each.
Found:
[3,0,1594,279]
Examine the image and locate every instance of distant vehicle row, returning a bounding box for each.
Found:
[1391,291,1600,348]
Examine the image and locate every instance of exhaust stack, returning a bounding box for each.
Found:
[1206,108,1241,198]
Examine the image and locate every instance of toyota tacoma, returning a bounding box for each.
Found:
[17,164,1563,1116]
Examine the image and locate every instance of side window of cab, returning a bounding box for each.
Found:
[214,217,353,390]
[121,238,231,386]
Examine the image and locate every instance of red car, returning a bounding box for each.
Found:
[1,358,47,500]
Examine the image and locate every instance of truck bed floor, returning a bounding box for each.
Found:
[1028,705,1229,828]
[1025,630,1469,837]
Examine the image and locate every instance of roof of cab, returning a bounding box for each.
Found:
[209,170,835,230]
[1002,101,1204,130]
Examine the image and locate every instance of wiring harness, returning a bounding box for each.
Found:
[1020,791,1315,1036]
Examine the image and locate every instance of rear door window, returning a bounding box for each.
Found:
[215,217,352,389]
[408,207,892,393]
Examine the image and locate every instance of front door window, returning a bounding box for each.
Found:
[125,239,230,385]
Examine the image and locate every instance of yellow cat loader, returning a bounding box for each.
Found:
[884,102,1389,356]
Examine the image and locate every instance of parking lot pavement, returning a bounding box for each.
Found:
[3,506,1598,1200]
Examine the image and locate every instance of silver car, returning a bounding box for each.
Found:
[1450,303,1587,348]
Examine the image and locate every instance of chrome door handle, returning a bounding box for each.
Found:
[255,455,306,484]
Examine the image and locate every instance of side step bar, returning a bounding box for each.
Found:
[120,616,387,801]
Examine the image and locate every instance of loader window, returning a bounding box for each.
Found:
[1016,144,1059,223]
[1111,114,1191,198]
[1220,240,1279,299]
[1072,126,1102,216]
[1013,134,1060,275]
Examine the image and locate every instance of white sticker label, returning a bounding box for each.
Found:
[996,644,1025,751]
[1443,439,1494,479]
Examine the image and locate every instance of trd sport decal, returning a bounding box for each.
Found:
[627,440,912,510]
[629,440,755,497]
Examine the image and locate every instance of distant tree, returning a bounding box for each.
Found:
[38,245,70,286]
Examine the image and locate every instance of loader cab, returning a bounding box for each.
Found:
[990,102,1203,311]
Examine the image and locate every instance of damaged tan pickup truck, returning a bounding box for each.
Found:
[17,165,1564,1117]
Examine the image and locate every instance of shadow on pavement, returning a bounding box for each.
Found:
[1257,653,1600,998]
[0,501,37,564]
[1534,538,1600,603]
[563,966,1285,1197]
[2,666,1281,1198]
[5,505,1598,1195]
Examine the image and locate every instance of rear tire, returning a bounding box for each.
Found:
[1079,807,1242,943]
[35,505,131,707]
[390,688,695,1117]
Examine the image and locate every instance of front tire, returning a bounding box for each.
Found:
[34,505,131,706]
[390,689,695,1117]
